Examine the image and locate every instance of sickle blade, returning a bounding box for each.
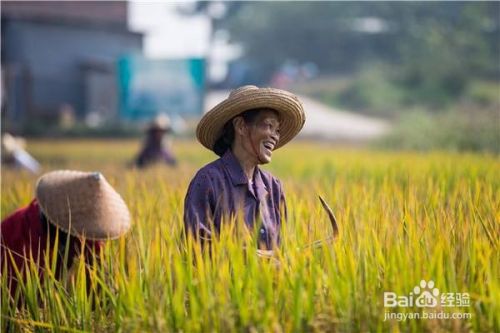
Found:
[318,195,339,237]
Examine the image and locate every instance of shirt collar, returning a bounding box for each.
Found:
[253,168,269,199]
[221,150,269,195]
[222,150,248,186]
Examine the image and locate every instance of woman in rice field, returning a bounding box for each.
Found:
[135,114,177,168]
[184,85,305,249]
[1,170,131,301]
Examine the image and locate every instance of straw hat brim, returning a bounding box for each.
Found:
[197,87,305,152]
[35,170,131,241]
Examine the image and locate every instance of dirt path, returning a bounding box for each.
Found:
[206,91,391,142]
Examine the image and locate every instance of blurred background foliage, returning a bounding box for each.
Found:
[194,1,499,152]
[216,2,498,104]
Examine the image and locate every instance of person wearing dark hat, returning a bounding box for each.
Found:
[184,85,305,249]
[1,170,131,300]
[135,114,177,168]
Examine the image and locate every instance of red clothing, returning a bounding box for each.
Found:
[1,199,103,299]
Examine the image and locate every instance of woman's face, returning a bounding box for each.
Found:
[241,109,281,164]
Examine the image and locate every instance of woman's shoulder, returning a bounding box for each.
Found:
[190,158,226,183]
[1,199,41,246]
[258,168,283,188]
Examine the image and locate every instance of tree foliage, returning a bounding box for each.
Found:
[214,2,499,105]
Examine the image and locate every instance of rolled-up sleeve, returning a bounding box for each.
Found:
[183,170,215,241]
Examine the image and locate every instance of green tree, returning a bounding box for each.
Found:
[214,2,499,106]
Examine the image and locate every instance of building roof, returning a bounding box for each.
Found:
[1,1,129,29]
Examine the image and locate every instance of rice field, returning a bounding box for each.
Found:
[1,139,499,332]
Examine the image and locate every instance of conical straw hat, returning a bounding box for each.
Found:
[35,170,131,240]
[197,85,305,152]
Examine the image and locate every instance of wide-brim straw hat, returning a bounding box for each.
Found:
[35,170,131,240]
[197,85,305,152]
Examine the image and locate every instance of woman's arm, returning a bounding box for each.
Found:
[183,170,216,243]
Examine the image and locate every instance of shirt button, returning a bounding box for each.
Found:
[260,228,265,234]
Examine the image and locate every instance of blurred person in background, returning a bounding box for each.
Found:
[184,85,305,250]
[135,114,177,168]
[1,170,131,302]
[1,133,41,174]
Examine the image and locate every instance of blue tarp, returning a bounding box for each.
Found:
[117,56,205,120]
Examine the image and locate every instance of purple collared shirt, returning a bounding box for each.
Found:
[183,150,287,249]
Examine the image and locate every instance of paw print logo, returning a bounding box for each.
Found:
[414,280,439,307]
